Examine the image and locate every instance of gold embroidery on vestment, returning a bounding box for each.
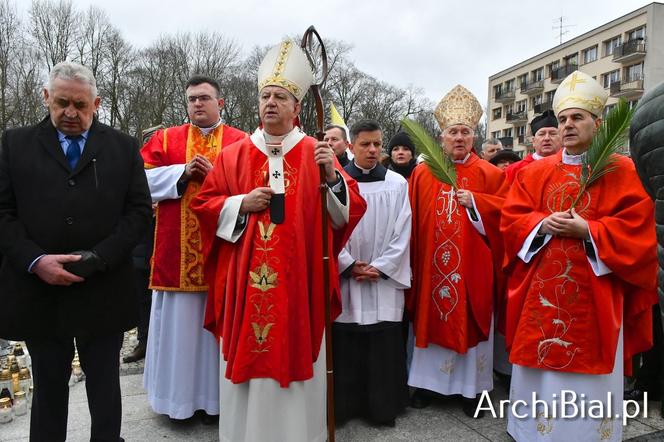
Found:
[248,220,279,353]
[179,125,223,290]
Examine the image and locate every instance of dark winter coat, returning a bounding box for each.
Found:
[0,116,152,339]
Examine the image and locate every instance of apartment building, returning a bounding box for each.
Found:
[487,2,664,155]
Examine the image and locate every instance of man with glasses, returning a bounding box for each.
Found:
[141,75,246,424]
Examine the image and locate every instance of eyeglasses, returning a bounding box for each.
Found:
[187,95,214,103]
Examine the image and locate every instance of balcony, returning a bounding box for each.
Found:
[520,80,544,95]
[550,64,578,83]
[506,111,528,124]
[609,77,644,98]
[495,88,515,103]
[613,39,646,63]
[533,101,553,114]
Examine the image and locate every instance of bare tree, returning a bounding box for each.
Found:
[0,0,19,130]
[102,28,133,130]
[0,2,436,146]
[29,0,79,69]
[73,5,112,77]
[8,43,44,127]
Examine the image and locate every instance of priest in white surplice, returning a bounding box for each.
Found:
[333,120,411,427]
[140,75,246,422]
[190,40,366,442]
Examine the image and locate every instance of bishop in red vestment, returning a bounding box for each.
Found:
[501,70,657,442]
[191,40,366,442]
[407,85,508,417]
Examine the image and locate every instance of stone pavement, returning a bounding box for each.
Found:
[2,331,664,441]
[3,373,664,441]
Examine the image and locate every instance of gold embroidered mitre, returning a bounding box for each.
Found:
[257,41,313,102]
[434,85,483,130]
[553,70,608,117]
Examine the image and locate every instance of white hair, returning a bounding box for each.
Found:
[481,138,503,149]
[47,61,98,97]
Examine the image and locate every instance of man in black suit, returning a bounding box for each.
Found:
[0,61,151,441]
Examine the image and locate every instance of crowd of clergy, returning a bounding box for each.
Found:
[131,38,660,442]
[2,35,659,442]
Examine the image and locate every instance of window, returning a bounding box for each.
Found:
[492,107,502,120]
[545,90,556,104]
[582,46,598,64]
[531,94,543,108]
[516,125,526,137]
[564,53,578,66]
[505,79,515,91]
[491,131,501,139]
[516,99,527,113]
[628,26,645,41]
[604,36,622,56]
[625,63,643,82]
[503,128,513,138]
[493,84,502,97]
[518,73,528,88]
[602,70,620,88]
[547,60,560,77]
[505,104,514,115]
[532,67,544,82]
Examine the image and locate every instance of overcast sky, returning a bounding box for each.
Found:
[19,0,653,106]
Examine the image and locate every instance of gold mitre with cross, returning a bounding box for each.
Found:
[434,85,483,130]
[257,40,313,102]
[553,70,608,117]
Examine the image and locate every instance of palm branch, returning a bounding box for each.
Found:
[401,118,456,188]
[570,98,634,209]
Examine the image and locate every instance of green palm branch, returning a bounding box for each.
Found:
[570,98,634,209]
[401,118,457,188]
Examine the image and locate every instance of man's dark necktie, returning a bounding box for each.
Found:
[65,135,82,170]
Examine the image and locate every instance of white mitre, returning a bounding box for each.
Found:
[257,40,313,102]
[553,70,608,117]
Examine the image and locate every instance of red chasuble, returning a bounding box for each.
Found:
[190,134,366,387]
[505,153,536,184]
[141,123,246,292]
[406,154,508,354]
[501,151,657,375]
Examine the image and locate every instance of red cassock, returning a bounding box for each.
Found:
[504,153,536,184]
[141,123,246,291]
[190,134,366,387]
[501,151,657,375]
[406,154,508,354]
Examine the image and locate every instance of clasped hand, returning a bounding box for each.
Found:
[352,261,380,282]
[539,208,589,239]
[183,154,213,181]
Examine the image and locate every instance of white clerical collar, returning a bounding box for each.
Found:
[354,162,377,175]
[250,127,305,157]
[453,153,471,164]
[532,152,543,161]
[562,149,584,165]
[250,127,305,195]
[194,118,222,136]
